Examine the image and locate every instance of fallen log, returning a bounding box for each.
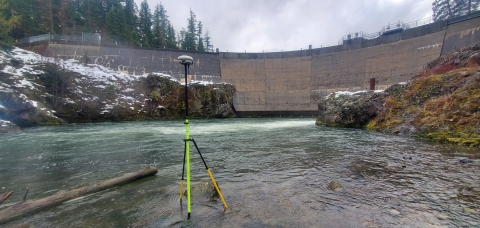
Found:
[0,191,13,205]
[0,165,157,224]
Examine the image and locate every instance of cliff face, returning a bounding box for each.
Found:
[316,43,480,147]
[0,48,235,132]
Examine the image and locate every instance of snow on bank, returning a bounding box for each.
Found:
[333,90,384,98]
[0,119,11,127]
[0,47,227,117]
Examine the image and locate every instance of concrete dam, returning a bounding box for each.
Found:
[38,13,480,117]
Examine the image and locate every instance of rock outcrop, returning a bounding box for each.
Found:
[316,42,480,147]
[0,119,21,133]
[316,90,386,127]
[0,48,236,130]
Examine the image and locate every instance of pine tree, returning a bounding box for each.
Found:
[433,0,480,21]
[196,21,205,51]
[106,4,126,41]
[152,4,163,48]
[181,9,197,50]
[37,0,54,34]
[204,29,213,52]
[7,0,39,39]
[0,0,19,47]
[166,23,177,49]
[124,0,139,45]
[138,0,153,47]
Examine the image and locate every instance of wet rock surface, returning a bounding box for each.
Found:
[183,180,219,201]
[316,90,386,127]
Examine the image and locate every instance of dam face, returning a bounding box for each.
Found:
[39,13,480,117]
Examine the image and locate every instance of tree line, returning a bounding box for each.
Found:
[432,0,480,21]
[0,0,213,51]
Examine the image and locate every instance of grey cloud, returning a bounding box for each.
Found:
[139,0,432,52]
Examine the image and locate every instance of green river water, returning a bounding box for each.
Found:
[0,118,479,227]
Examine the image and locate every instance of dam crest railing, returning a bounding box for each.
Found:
[338,17,434,45]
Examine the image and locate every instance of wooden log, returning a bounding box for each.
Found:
[0,166,157,224]
[0,191,13,205]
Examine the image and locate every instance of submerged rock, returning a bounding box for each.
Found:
[327,180,342,191]
[459,158,474,164]
[183,180,219,201]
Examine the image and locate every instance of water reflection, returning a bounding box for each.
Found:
[0,119,479,227]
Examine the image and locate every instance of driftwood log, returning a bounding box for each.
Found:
[0,191,13,205]
[0,166,157,224]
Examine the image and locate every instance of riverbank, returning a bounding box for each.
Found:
[316,42,480,147]
[0,48,235,132]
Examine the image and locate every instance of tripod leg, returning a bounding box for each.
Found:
[191,139,229,210]
[180,140,186,201]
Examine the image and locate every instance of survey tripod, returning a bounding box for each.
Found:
[177,55,228,219]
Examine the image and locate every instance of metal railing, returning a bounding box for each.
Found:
[17,33,101,45]
[338,17,434,45]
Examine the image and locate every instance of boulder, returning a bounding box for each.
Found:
[0,119,22,133]
[0,91,63,127]
[316,91,386,127]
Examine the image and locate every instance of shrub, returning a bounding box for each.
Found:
[149,91,160,101]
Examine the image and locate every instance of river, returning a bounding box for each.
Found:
[0,118,479,227]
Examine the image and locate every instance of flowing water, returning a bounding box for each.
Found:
[0,118,479,227]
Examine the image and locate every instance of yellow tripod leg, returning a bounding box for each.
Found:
[207,168,229,209]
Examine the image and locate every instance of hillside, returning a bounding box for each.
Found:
[316,42,480,147]
[0,48,235,133]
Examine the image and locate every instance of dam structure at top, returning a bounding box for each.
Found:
[35,12,480,117]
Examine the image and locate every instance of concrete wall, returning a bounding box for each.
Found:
[311,31,444,98]
[442,16,480,55]
[43,45,221,83]
[220,25,446,115]
[38,14,480,116]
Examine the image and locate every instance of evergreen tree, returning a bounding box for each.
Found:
[0,0,19,47]
[166,23,177,49]
[7,0,39,39]
[124,0,139,45]
[181,9,197,50]
[2,0,211,50]
[138,0,153,47]
[433,0,480,21]
[196,21,205,51]
[204,29,213,52]
[106,4,126,41]
[152,4,163,48]
[37,0,54,34]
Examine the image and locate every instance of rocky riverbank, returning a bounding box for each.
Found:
[316,42,480,147]
[0,48,235,132]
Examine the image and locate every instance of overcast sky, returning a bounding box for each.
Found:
[135,0,433,52]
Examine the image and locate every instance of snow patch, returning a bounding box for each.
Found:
[0,119,11,127]
[190,80,214,85]
[333,90,384,98]
[30,100,38,107]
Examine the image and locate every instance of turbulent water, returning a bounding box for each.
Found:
[0,118,479,227]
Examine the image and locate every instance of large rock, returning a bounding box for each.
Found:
[316,91,386,127]
[0,90,63,127]
[0,119,22,133]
